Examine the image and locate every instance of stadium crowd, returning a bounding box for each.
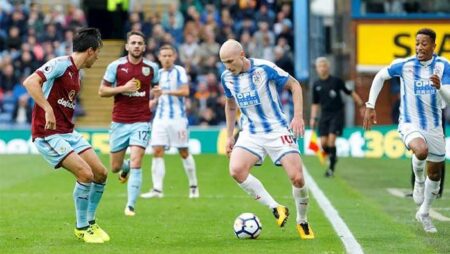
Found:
[0,0,296,127]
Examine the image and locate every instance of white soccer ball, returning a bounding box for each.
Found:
[233,213,262,239]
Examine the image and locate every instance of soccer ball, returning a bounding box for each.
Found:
[233,213,262,239]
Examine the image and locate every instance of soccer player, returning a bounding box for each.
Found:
[140,44,199,199]
[219,39,314,239]
[98,31,160,216]
[363,28,450,233]
[310,57,364,177]
[23,27,109,243]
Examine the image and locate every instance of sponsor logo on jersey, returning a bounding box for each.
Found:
[57,98,76,109]
[236,90,261,107]
[124,91,146,97]
[142,67,150,76]
[414,80,436,95]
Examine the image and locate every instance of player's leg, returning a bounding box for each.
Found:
[415,130,444,233]
[327,112,344,176]
[408,137,428,206]
[78,148,109,241]
[141,145,165,198]
[230,147,280,209]
[318,114,332,176]
[278,153,314,239]
[124,146,146,215]
[179,148,199,198]
[109,123,131,182]
[399,123,427,205]
[142,121,167,198]
[62,153,103,243]
[326,133,338,176]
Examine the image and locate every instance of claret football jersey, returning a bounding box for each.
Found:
[103,56,159,123]
[32,56,80,139]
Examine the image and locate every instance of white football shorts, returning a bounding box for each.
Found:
[151,118,189,148]
[398,122,445,162]
[234,128,300,166]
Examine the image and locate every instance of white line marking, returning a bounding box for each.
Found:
[303,165,364,254]
[386,188,450,221]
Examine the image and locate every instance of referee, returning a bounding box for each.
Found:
[310,57,365,177]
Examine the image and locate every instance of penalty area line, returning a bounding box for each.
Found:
[303,165,364,254]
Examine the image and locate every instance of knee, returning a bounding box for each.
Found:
[77,167,95,183]
[229,165,248,183]
[428,169,442,181]
[94,166,108,183]
[290,172,304,188]
[153,147,164,157]
[414,148,428,161]
[111,161,122,173]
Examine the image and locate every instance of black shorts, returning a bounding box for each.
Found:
[318,111,344,137]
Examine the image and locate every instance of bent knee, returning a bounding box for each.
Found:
[229,166,249,183]
[77,168,94,183]
[414,148,428,161]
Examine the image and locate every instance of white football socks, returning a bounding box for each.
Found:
[292,185,309,224]
[182,154,198,187]
[412,154,426,183]
[238,174,278,209]
[151,157,165,192]
[418,177,440,215]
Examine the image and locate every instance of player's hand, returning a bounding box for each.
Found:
[290,116,305,138]
[152,86,162,98]
[430,74,441,90]
[122,78,139,93]
[358,105,366,117]
[363,108,377,130]
[44,108,56,130]
[226,136,235,158]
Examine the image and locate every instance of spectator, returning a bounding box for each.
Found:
[0,63,19,94]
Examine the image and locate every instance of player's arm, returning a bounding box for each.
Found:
[163,84,189,97]
[351,91,365,117]
[98,79,138,97]
[225,97,238,157]
[285,76,305,137]
[23,73,56,130]
[310,103,320,128]
[363,67,391,130]
[430,63,450,104]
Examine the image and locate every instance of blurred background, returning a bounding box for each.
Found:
[0,0,449,157]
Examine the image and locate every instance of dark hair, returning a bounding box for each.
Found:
[416,28,436,43]
[73,27,102,52]
[159,44,176,54]
[127,31,145,42]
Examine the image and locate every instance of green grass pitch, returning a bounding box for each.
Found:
[0,154,449,253]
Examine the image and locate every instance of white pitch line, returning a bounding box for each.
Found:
[303,165,364,254]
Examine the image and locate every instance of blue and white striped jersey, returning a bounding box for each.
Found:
[155,65,188,120]
[221,58,290,134]
[387,54,450,130]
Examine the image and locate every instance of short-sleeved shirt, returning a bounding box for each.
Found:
[32,56,80,139]
[312,75,351,113]
[103,56,159,123]
[154,65,188,121]
[386,54,450,130]
[221,58,290,134]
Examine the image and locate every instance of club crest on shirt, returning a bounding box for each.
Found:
[142,67,150,76]
[135,79,141,89]
[68,90,76,101]
[252,71,262,85]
